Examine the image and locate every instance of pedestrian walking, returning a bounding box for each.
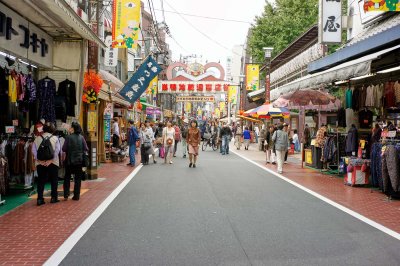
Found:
[259,125,267,151]
[254,125,260,143]
[139,123,149,165]
[112,117,120,148]
[180,119,189,158]
[243,127,251,150]
[62,122,88,201]
[127,120,139,167]
[272,124,289,174]
[145,120,157,164]
[173,121,181,157]
[220,123,232,155]
[210,121,218,147]
[266,125,276,164]
[33,123,60,205]
[234,123,243,150]
[187,120,201,168]
[283,123,290,164]
[162,121,175,164]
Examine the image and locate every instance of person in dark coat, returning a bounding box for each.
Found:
[63,122,88,201]
[345,124,358,156]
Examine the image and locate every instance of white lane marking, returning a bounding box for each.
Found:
[44,165,143,266]
[232,150,400,241]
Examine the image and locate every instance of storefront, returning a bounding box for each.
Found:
[0,0,105,204]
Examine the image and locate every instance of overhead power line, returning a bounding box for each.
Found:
[155,9,252,24]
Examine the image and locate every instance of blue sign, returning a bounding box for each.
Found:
[118,56,162,103]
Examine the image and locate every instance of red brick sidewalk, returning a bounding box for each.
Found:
[232,144,400,234]
[0,159,139,266]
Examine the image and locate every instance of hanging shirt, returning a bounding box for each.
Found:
[374,83,384,108]
[8,74,17,103]
[385,81,396,107]
[358,109,373,129]
[365,85,374,107]
[394,81,400,104]
[37,78,56,123]
[345,88,352,109]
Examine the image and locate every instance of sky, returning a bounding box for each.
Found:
[145,0,267,63]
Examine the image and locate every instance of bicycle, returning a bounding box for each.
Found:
[202,135,218,151]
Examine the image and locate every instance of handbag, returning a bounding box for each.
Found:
[144,142,152,149]
[159,146,165,158]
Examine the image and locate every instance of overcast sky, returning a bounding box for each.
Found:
[146,0,267,63]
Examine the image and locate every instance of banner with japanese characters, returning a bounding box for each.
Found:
[364,0,400,11]
[246,64,260,91]
[112,0,141,48]
[318,0,342,44]
[104,35,118,67]
[118,56,162,103]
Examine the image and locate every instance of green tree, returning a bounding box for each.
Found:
[248,0,319,62]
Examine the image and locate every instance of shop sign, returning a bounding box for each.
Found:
[104,102,113,118]
[5,126,15,134]
[119,56,162,103]
[87,111,97,132]
[112,0,141,48]
[318,0,342,44]
[358,1,386,25]
[364,0,400,12]
[104,119,111,141]
[158,81,230,94]
[176,96,215,102]
[104,35,118,67]
[0,3,53,68]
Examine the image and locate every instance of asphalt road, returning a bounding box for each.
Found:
[61,146,400,266]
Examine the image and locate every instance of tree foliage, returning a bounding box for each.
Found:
[248,0,319,62]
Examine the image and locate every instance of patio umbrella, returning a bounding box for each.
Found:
[243,108,257,117]
[273,89,336,108]
[252,103,290,119]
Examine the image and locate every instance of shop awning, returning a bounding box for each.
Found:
[2,0,106,48]
[270,44,400,100]
[99,70,124,92]
[141,102,160,109]
[248,89,265,99]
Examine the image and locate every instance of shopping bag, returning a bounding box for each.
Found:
[159,146,165,158]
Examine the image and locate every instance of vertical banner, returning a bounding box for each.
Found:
[112,0,141,48]
[246,64,260,91]
[118,56,162,103]
[318,0,342,44]
[104,35,118,67]
[228,85,238,104]
[147,76,158,95]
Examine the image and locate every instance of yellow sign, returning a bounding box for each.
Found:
[228,86,237,104]
[87,111,97,132]
[219,101,225,110]
[364,0,400,11]
[112,0,141,48]
[215,108,220,117]
[185,102,192,113]
[246,64,260,91]
[147,76,158,95]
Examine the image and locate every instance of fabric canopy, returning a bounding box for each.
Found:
[270,44,400,100]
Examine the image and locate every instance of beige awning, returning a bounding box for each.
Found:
[270,44,400,100]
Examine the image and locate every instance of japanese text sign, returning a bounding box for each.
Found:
[246,64,260,91]
[0,3,52,68]
[119,56,162,103]
[104,35,118,67]
[319,0,342,44]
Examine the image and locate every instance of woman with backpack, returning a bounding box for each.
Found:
[32,123,60,206]
[63,122,88,201]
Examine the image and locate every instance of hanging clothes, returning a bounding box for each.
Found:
[38,77,56,123]
[365,85,375,107]
[0,155,9,195]
[345,88,352,109]
[358,108,373,129]
[352,88,360,111]
[322,136,337,163]
[370,143,382,188]
[58,80,77,117]
[337,108,346,128]
[394,81,400,105]
[345,126,358,154]
[381,145,400,194]
[8,72,17,103]
[374,83,384,108]
[384,81,396,108]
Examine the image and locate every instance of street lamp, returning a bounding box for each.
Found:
[239,75,245,112]
[263,47,274,104]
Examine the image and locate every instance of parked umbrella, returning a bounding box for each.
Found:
[273,89,336,108]
[253,104,290,119]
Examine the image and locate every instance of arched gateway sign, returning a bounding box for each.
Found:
[158,62,231,94]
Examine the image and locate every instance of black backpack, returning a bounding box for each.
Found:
[37,135,55,161]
